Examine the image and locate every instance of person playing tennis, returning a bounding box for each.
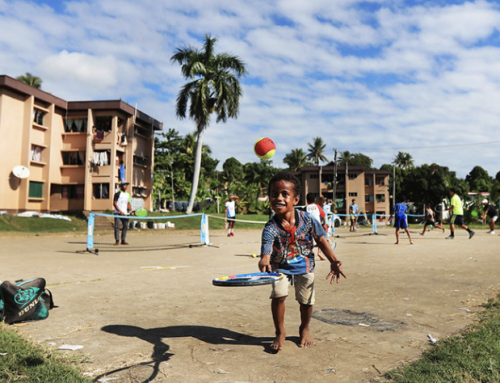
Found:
[389,195,413,245]
[349,199,358,232]
[259,172,346,352]
[447,188,475,240]
[225,195,236,237]
[113,180,132,246]
[420,203,445,236]
[480,199,498,235]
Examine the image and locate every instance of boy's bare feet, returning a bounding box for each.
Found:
[410,241,414,245]
[394,242,399,245]
[270,332,286,352]
[419,233,424,236]
[299,326,313,348]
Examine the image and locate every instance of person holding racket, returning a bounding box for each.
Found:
[420,203,445,236]
[480,199,498,235]
[225,195,236,237]
[447,188,475,240]
[113,181,132,246]
[259,172,346,352]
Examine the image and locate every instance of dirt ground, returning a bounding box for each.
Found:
[1,226,499,383]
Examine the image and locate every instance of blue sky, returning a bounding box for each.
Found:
[1,0,500,177]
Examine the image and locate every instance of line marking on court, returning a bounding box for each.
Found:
[140,266,189,271]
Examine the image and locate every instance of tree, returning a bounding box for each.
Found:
[465,166,492,192]
[338,151,354,166]
[171,34,247,213]
[221,157,244,187]
[306,137,328,165]
[283,148,312,171]
[16,73,42,89]
[348,153,373,169]
[393,151,414,170]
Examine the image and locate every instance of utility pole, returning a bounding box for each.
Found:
[332,149,338,204]
[393,165,396,210]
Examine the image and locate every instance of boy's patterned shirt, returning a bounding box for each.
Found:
[261,210,326,275]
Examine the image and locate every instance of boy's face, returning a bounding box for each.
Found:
[269,180,299,215]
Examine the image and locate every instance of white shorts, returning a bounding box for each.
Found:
[491,216,498,223]
[270,273,315,305]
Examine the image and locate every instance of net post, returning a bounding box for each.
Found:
[201,213,210,245]
[372,214,377,235]
[87,212,95,249]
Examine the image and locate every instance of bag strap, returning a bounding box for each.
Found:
[43,289,55,309]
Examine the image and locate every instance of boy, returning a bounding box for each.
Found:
[480,199,498,234]
[306,193,328,261]
[447,188,475,239]
[389,195,413,245]
[225,196,236,237]
[420,203,445,236]
[259,172,346,352]
[349,199,358,232]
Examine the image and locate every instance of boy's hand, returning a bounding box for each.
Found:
[259,254,272,273]
[327,260,346,284]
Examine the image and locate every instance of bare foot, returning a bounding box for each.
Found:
[394,242,399,245]
[419,233,424,236]
[410,241,414,245]
[299,327,314,348]
[270,332,286,352]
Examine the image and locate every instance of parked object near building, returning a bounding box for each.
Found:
[0,75,162,213]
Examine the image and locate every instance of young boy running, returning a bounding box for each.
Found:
[480,199,498,234]
[447,188,475,240]
[389,195,413,245]
[259,172,346,352]
[420,203,445,236]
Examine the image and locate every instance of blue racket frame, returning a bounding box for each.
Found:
[213,272,283,287]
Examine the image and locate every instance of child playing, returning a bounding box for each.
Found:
[259,172,346,352]
[225,195,236,237]
[389,195,413,245]
[306,193,328,261]
[420,203,445,236]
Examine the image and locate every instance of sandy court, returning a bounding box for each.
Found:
[1,226,499,382]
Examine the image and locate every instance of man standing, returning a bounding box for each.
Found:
[114,181,132,245]
[349,199,358,232]
[225,195,236,237]
[447,188,475,240]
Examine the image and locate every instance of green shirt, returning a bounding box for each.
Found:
[450,194,463,215]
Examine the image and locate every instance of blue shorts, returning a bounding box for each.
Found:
[394,215,408,229]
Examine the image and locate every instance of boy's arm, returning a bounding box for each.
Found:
[258,227,274,273]
[316,237,346,284]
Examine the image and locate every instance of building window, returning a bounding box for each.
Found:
[31,145,44,162]
[365,194,374,203]
[33,109,45,125]
[323,174,334,182]
[135,125,149,137]
[29,181,43,198]
[62,151,85,165]
[365,177,373,186]
[94,116,112,132]
[376,194,386,203]
[376,177,385,186]
[134,155,148,166]
[309,174,319,179]
[64,118,88,133]
[348,173,357,179]
[133,186,148,198]
[93,183,109,199]
[52,184,84,199]
[349,192,358,197]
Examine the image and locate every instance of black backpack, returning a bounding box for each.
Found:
[0,278,55,324]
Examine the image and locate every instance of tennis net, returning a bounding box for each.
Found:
[86,212,210,251]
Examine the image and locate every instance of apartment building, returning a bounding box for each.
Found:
[0,75,162,213]
[298,163,391,216]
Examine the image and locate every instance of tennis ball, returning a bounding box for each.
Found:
[254,137,276,160]
[252,253,257,258]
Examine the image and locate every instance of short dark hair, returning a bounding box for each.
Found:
[306,193,316,203]
[450,187,456,194]
[399,195,406,202]
[425,202,430,207]
[268,171,301,198]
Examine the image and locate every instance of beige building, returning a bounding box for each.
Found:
[299,164,391,216]
[0,75,162,213]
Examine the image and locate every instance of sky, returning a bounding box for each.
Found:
[1,0,500,178]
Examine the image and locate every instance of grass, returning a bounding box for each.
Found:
[383,293,500,383]
[0,323,91,383]
[0,215,87,233]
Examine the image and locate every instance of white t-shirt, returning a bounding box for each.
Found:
[225,201,236,218]
[306,204,321,223]
[114,191,131,215]
[323,204,331,215]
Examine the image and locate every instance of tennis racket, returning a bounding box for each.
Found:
[471,210,478,217]
[131,208,148,217]
[212,272,283,287]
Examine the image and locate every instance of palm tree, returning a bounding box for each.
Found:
[306,137,328,165]
[393,151,414,170]
[338,150,354,166]
[171,34,247,213]
[283,148,312,171]
[16,73,42,89]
